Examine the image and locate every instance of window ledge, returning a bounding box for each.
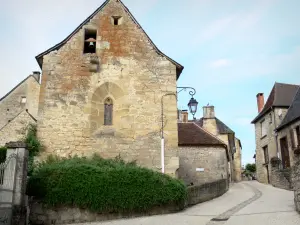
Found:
[261,135,267,140]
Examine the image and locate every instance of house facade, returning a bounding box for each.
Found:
[0,73,40,145]
[34,0,184,176]
[251,82,299,188]
[193,106,242,182]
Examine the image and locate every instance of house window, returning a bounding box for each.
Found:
[296,126,300,146]
[269,113,272,124]
[112,16,123,26]
[104,97,113,125]
[263,145,269,164]
[21,97,26,104]
[83,29,97,54]
[280,137,290,169]
[261,119,267,137]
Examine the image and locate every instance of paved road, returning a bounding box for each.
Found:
[72,181,300,225]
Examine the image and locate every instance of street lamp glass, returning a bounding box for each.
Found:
[188,97,198,114]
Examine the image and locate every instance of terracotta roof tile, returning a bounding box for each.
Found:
[178,122,225,146]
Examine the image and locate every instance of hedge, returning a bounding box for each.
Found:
[27,155,187,213]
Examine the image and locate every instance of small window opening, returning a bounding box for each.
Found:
[104,97,113,126]
[21,97,26,104]
[84,29,97,54]
[112,16,123,26]
[7,109,9,111]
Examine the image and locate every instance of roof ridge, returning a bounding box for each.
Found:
[35,0,184,78]
[276,86,300,130]
[192,122,227,146]
[0,75,40,102]
[0,110,37,132]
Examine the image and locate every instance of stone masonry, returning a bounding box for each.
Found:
[233,138,242,182]
[277,119,300,168]
[37,0,181,176]
[178,146,228,186]
[0,111,37,146]
[0,75,40,130]
[254,108,288,184]
[201,106,240,182]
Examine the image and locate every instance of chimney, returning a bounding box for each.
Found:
[256,93,264,113]
[202,105,218,135]
[181,110,188,123]
[203,106,215,119]
[32,71,41,83]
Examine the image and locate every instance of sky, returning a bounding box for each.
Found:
[1,0,299,166]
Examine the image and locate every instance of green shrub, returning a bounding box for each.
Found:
[27,155,187,213]
[23,124,42,176]
[0,147,7,163]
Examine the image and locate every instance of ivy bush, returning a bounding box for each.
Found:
[27,155,187,213]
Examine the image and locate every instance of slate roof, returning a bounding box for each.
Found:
[178,122,226,146]
[251,82,299,124]
[276,87,300,131]
[195,117,234,134]
[35,0,184,79]
[0,75,39,102]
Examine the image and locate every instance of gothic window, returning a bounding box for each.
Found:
[104,98,113,125]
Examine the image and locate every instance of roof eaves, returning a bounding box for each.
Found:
[0,110,37,132]
[193,122,227,146]
[35,0,184,78]
[0,75,39,102]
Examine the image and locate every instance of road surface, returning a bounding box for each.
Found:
[71,181,300,225]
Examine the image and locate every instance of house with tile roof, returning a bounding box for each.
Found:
[177,122,230,185]
[0,72,40,145]
[195,106,242,183]
[179,105,243,183]
[251,82,300,188]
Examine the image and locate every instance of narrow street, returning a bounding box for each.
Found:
[73,181,300,225]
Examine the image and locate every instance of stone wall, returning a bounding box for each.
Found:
[254,108,288,184]
[277,119,300,168]
[0,111,37,146]
[178,146,228,185]
[0,75,40,129]
[37,0,180,176]
[270,161,292,190]
[186,179,229,205]
[29,199,183,225]
[233,138,242,182]
[292,160,300,213]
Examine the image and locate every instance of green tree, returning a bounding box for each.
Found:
[245,163,256,173]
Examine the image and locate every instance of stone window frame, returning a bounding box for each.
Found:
[104,97,113,126]
[262,145,269,165]
[20,96,27,104]
[260,119,267,139]
[111,16,123,26]
[279,136,291,169]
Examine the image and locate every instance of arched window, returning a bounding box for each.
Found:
[104,97,113,125]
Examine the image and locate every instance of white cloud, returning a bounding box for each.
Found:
[210,59,231,68]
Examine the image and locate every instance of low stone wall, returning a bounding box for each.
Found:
[29,200,184,225]
[270,166,292,190]
[186,179,229,206]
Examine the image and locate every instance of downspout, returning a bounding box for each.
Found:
[272,107,280,158]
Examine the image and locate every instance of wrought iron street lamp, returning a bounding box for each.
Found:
[160,87,198,173]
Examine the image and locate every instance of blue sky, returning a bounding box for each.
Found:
[0,0,299,166]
